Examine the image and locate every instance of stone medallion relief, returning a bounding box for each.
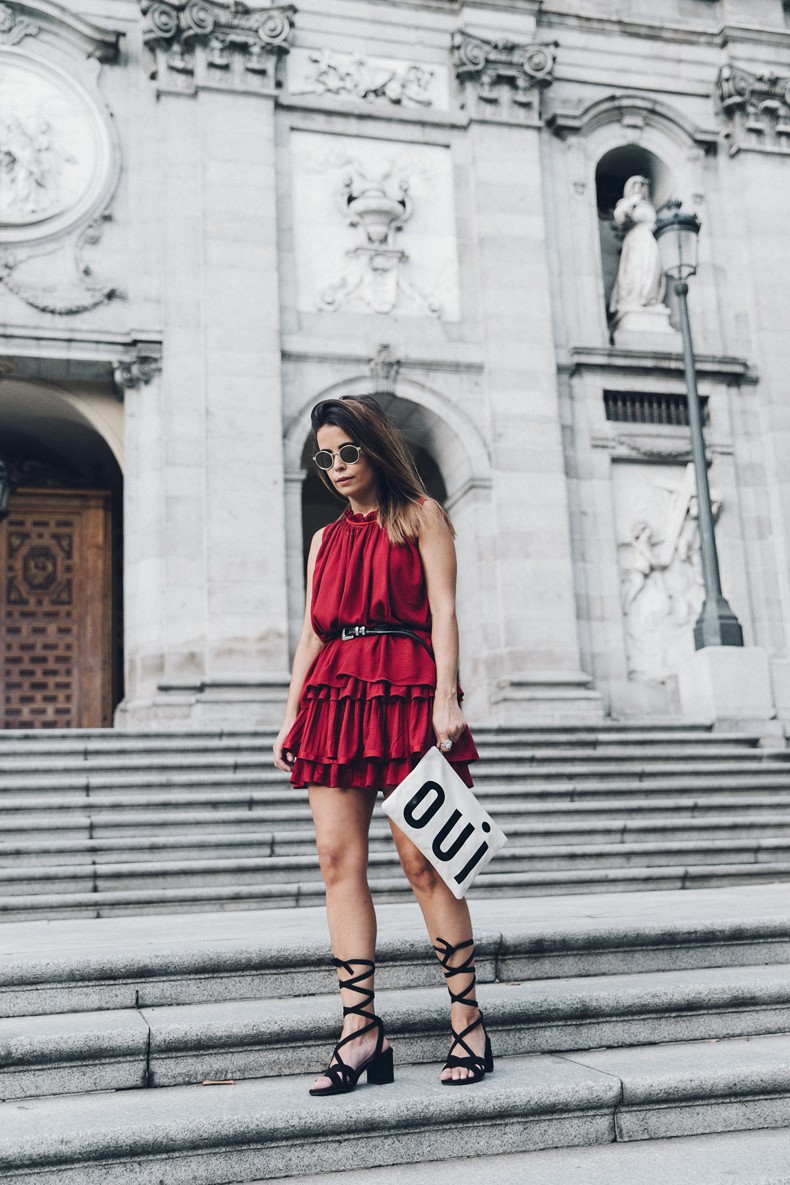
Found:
[290,131,460,320]
[0,62,95,228]
[0,48,119,314]
[614,462,721,684]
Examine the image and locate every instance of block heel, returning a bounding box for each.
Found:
[366,1044,394,1085]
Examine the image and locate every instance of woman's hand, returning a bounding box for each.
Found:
[273,721,296,772]
[432,692,467,752]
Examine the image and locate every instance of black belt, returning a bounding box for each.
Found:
[339,624,434,658]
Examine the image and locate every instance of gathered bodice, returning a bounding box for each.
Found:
[311,508,432,642]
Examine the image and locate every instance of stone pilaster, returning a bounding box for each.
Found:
[118,4,293,727]
[458,44,602,720]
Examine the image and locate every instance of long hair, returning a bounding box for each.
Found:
[310,395,454,544]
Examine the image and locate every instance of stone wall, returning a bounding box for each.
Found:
[1,0,789,728]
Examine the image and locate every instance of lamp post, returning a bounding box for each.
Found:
[654,200,743,649]
[0,457,14,522]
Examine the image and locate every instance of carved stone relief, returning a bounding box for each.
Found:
[368,344,400,395]
[452,30,556,124]
[717,63,790,155]
[288,48,448,110]
[0,49,120,314]
[0,2,39,44]
[113,348,163,396]
[615,462,721,684]
[140,0,294,96]
[290,132,460,320]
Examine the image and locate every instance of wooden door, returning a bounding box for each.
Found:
[0,489,113,728]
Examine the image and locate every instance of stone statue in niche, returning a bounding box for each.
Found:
[619,464,720,682]
[609,176,672,337]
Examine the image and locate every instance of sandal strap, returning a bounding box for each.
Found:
[446,1012,484,1063]
[325,956,383,1072]
[432,936,479,1008]
[443,1053,485,1072]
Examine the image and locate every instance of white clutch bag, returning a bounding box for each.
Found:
[382,745,508,899]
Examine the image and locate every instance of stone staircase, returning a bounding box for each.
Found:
[1,724,790,920]
[3,888,790,1181]
[2,725,790,1181]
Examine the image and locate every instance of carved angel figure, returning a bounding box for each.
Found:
[619,466,717,682]
[609,175,664,316]
[0,113,74,218]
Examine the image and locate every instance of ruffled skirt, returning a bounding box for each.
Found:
[284,641,478,789]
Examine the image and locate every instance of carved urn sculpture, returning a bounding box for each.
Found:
[319,161,436,316]
[342,169,410,249]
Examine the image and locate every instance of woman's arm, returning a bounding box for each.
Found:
[417,499,468,748]
[273,528,325,772]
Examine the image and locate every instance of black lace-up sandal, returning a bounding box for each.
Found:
[308,957,394,1097]
[433,936,494,1086]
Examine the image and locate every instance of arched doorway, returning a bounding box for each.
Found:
[284,383,493,717]
[0,382,123,728]
[300,436,448,571]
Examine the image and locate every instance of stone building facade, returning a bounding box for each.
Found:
[0,0,789,731]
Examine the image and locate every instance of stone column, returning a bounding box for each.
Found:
[118,2,294,727]
[454,28,603,723]
[114,352,167,725]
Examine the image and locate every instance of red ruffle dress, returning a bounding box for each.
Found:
[284,507,479,789]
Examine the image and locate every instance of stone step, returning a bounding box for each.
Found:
[1,754,787,795]
[4,865,790,920]
[4,835,790,899]
[3,889,787,1016]
[2,963,790,1101]
[2,1033,790,1183]
[3,771,790,820]
[5,795,790,845]
[0,743,778,776]
[0,724,749,749]
[4,813,790,867]
[274,1128,790,1185]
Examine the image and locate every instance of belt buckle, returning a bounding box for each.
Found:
[341,626,365,641]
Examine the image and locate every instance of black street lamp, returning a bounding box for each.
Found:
[654,200,744,649]
[0,457,14,522]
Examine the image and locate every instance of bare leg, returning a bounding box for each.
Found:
[308,784,389,1091]
[385,813,487,1081]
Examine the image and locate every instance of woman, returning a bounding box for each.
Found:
[273,394,492,1095]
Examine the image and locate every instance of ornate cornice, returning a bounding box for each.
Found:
[717,62,790,156]
[452,29,556,125]
[139,0,295,96]
[0,1,119,59]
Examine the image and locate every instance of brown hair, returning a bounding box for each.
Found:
[310,395,454,544]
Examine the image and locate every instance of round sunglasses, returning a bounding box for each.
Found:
[313,444,363,471]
